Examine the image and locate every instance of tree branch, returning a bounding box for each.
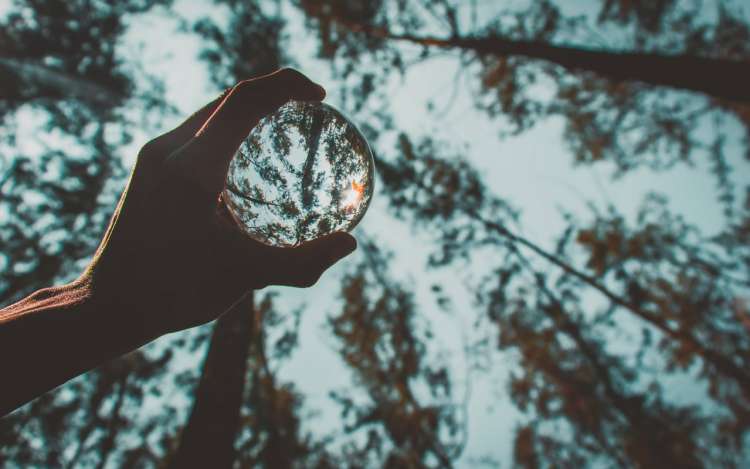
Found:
[333,21,750,102]
[471,209,750,395]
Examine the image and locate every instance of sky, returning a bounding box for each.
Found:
[136,1,747,464]
[3,0,749,465]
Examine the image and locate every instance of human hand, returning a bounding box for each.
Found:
[82,68,357,337]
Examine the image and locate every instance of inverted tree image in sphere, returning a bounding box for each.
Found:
[223,101,375,247]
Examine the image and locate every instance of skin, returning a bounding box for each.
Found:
[0,69,357,417]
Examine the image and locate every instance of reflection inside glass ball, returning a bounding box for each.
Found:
[223,101,375,247]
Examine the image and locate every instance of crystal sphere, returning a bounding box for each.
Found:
[223,101,375,247]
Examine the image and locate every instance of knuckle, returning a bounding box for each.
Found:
[135,137,172,172]
[233,80,255,100]
[233,68,310,106]
[277,67,299,80]
[136,137,164,162]
[235,78,272,104]
[267,67,306,90]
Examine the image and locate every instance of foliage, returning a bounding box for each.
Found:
[2,0,749,467]
[300,0,750,215]
[376,131,750,466]
[0,1,178,467]
[327,240,463,468]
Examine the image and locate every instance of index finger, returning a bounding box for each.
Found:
[175,68,326,196]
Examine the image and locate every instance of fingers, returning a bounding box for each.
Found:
[175,68,326,196]
[279,232,357,287]
[253,232,357,288]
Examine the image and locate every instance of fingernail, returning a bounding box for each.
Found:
[315,84,326,100]
[344,236,357,254]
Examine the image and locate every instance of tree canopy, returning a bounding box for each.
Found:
[1,0,749,467]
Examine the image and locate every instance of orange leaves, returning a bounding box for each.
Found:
[328,242,462,465]
[481,57,510,89]
[575,227,622,275]
[512,425,539,469]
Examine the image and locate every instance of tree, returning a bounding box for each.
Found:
[0,1,179,467]
[170,3,467,467]
[371,131,749,466]
[328,240,464,468]
[166,3,328,468]
[296,0,750,465]
[168,294,254,469]
[299,0,750,214]
[3,0,749,467]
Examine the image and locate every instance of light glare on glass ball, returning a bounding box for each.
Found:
[223,101,375,247]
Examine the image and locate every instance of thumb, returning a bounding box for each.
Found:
[273,232,357,288]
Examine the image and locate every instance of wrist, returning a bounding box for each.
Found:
[1,279,91,323]
[80,275,162,348]
[0,278,157,415]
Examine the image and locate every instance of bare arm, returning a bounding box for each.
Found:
[0,69,356,417]
[0,281,152,416]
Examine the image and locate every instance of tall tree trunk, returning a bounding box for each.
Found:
[333,21,750,102]
[169,292,254,469]
[301,105,326,210]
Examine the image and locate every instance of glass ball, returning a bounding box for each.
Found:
[223,101,375,247]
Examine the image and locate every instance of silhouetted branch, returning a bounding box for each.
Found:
[470,209,750,396]
[224,182,285,208]
[330,21,750,102]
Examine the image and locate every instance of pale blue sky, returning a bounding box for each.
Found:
[3,0,749,465]
[123,2,750,464]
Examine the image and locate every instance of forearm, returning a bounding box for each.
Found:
[0,280,155,416]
